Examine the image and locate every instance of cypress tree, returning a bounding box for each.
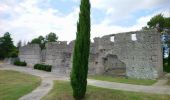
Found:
[70,0,91,99]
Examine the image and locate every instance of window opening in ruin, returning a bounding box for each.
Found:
[131,34,137,41]
[110,36,115,42]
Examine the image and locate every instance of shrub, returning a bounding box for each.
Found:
[14,60,27,66]
[46,65,52,72]
[34,64,52,72]
[34,64,39,69]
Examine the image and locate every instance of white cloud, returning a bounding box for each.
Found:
[0,0,79,44]
[91,0,170,21]
[0,0,169,45]
[91,10,170,39]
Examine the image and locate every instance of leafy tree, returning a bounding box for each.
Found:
[30,33,58,49]
[31,36,45,49]
[0,37,5,59]
[147,14,165,31]
[0,32,17,59]
[31,36,44,44]
[164,17,170,28]
[70,0,91,99]
[146,14,170,71]
[145,14,170,31]
[46,32,58,42]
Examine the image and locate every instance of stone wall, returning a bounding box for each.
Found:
[95,29,163,79]
[19,29,163,79]
[44,41,96,75]
[19,44,41,67]
[45,41,72,74]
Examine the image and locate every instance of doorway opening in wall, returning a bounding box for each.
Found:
[103,54,126,77]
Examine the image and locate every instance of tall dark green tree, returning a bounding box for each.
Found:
[0,37,4,59]
[0,32,16,59]
[70,0,91,99]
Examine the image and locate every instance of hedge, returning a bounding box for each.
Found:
[34,64,52,72]
[14,60,27,66]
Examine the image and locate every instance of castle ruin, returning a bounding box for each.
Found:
[19,29,163,79]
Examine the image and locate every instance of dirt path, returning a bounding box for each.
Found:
[0,63,170,100]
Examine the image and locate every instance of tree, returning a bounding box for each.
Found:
[0,37,4,59]
[31,36,44,44]
[70,0,91,99]
[30,33,58,49]
[146,14,170,71]
[147,14,165,31]
[144,14,170,31]
[46,32,58,42]
[31,36,45,49]
[0,32,16,59]
[164,17,170,28]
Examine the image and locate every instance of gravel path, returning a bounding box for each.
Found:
[0,63,170,100]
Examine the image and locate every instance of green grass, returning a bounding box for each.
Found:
[0,70,41,100]
[42,80,170,100]
[88,75,157,85]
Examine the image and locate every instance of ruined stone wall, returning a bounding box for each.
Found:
[45,41,71,74]
[95,29,163,79]
[19,44,41,67]
[19,29,163,79]
[44,41,97,75]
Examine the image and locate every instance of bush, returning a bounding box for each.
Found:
[34,64,52,72]
[14,60,27,66]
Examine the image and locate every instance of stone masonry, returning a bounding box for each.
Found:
[19,29,163,79]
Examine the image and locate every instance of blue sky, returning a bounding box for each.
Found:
[0,0,170,44]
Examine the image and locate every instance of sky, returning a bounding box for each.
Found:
[0,0,170,45]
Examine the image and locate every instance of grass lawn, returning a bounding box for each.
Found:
[42,80,170,100]
[0,70,41,100]
[88,75,157,85]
